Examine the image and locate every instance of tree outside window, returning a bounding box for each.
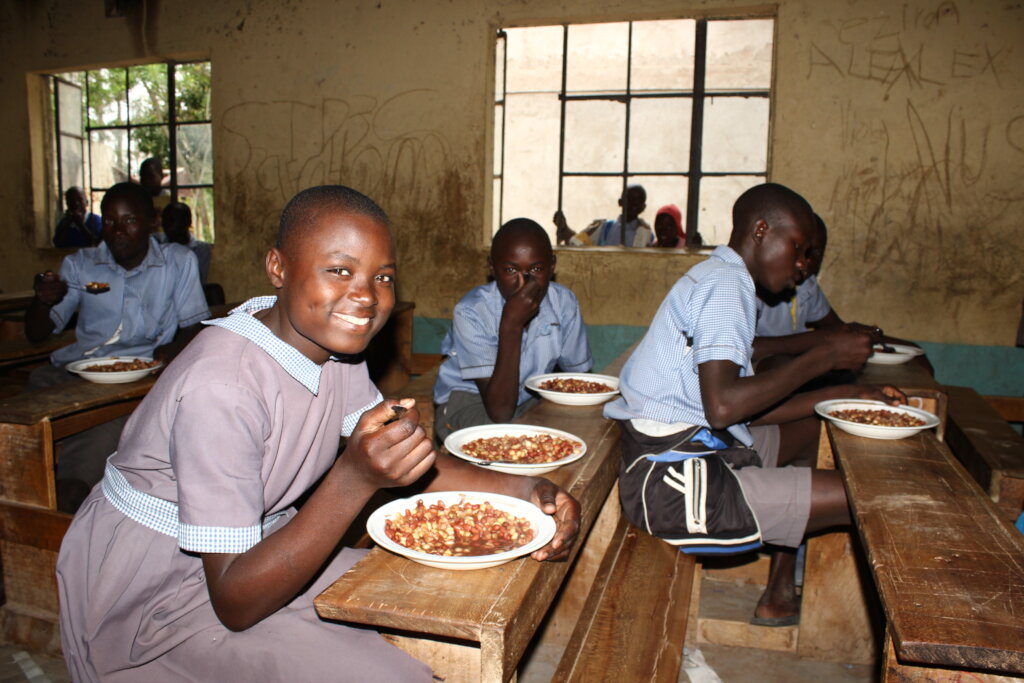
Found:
[51,61,214,242]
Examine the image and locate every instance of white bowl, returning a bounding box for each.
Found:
[866,343,925,365]
[366,491,557,570]
[444,424,587,476]
[524,372,620,406]
[66,356,163,384]
[814,399,939,440]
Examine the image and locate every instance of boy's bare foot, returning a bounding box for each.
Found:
[751,548,800,626]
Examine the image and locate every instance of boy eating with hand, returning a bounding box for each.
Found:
[433,218,593,442]
[604,183,904,626]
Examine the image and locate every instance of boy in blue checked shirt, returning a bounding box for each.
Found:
[605,183,905,626]
[433,218,593,442]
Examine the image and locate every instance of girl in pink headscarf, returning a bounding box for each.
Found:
[653,204,685,248]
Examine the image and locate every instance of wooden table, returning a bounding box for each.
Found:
[0,330,75,367]
[315,347,636,682]
[0,374,158,653]
[315,401,621,682]
[0,290,34,316]
[801,389,1024,678]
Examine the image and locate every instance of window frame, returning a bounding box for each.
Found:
[493,16,774,247]
[49,60,214,241]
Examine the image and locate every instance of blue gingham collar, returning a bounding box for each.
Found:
[203,296,329,395]
[710,244,745,267]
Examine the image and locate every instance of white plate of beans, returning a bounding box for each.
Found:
[815,399,939,440]
[366,491,557,570]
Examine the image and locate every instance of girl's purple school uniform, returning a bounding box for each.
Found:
[57,298,432,682]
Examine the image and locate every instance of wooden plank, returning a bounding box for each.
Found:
[830,424,1024,674]
[945,385,1024,521]
[0,329,75,364]
[859,362,942,392]
[984,395,1024,424]
[411,353,446,376]
[881,634,1024,683]
[797,424,879,664]
[525,482,622,659]
[0,421,55,507]
[697,617,798,653]
[315,402,621,681]
[0,374,156,425]
[0,501,71,550]
[553,518,695,683]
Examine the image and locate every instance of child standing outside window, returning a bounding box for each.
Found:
[604,183,904,626]
[57,187,581,682]
[433,218,593,442]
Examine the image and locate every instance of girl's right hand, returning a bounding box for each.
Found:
[341,399,436,489]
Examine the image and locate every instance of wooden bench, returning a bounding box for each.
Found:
[944,385,1024,522]
[553,514,696,682]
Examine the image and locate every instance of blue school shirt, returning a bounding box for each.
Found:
[604,245,757,447]
[433,281,593,406]
[49,237,210,367]
[755,275,832,336]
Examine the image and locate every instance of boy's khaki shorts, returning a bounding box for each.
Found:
[733,424,812,548]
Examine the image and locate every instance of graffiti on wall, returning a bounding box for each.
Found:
[804,1,1023,306]
[807,1,1005,95]
[220,90,455,230]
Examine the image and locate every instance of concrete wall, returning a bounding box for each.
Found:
[1,0,1021,350]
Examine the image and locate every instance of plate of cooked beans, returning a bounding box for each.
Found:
[444,424,587,476]
[525,372,620,406]
[66,356,163,384]
[814,399,940,439]
[366,491,557,570]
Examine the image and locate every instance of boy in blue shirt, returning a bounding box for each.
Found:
[434,218,593,441]
[605,183,904,626]
[26,181,209,511]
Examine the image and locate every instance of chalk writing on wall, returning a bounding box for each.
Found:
[827,98,1023,295]
[807,2,1005,95]
[220,90,454,228]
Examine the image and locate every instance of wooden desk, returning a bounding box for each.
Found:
[0,374,158,653]
[0,290,35,316]
[802,423,1024,679]
[315,401,622,682]
[0,330,75,367]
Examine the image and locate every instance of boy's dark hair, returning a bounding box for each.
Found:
[813,213,828,243]
[140,157,162,174]
[277,185,390,250]
[491,217,552,258]
[100,182,156,220]
[731,183,813,238]
[163,202,193,230]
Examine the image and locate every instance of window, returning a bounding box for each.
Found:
[50,62,215,242]
[494,18,773,247]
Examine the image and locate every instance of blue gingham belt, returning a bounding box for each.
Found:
[101,460,286,552]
